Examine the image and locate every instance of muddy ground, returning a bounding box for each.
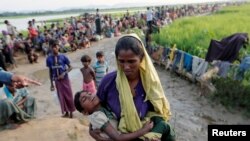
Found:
[0,36,249,141]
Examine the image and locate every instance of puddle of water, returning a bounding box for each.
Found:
[32,69,49,83]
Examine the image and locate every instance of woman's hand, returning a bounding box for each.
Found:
[140,121,154,134]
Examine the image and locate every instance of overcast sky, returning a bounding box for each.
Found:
[0,0,232,12]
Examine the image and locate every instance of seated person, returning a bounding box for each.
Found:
[0,68,40,129]
[0,84,37,129]
[85,24,94,41]
[74,90,153,140]
[42,40,50,56]
[0,83,37,117]
[104,26,114,38]
[70,42,77,52]
[14,33,25,54]
[0,99,23,129]
[81,35,91,48]
[27,49,38,64]
[114,25,121,37]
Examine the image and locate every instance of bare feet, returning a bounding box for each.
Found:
[69,112,73,118]
[61,112,73,118]
[62,112,69,118]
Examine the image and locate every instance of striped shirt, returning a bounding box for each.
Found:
[93,61,108,87]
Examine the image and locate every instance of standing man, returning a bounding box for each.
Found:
[95,8,102,36]
[146,7,153,33]
[4,20,18,37]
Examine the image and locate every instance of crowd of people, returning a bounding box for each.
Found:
[0,3,222,71]
[0,2,225,140]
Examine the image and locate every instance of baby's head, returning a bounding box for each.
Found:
[74,90,100,115]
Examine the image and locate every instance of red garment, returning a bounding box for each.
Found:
[28,28,38,38]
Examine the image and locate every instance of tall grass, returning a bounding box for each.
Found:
[152,3,250,58]
[152,3,250,117]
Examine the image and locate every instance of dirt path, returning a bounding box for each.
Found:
[0,37,249,141]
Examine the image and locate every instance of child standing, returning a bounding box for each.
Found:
[46,41,75,118]
[80,55,96,94]
[92,51,108,87]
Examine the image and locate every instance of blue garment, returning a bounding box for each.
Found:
[0,67,13,86]
[215,61,231,78]
[37,35,45,44]
[172,50,182,71]
[46,54,70,80]
[3,86,14,99]
[183,53,193,72]
[235,56,250,80]
[97,71,153,120]
[161,47,170,61]
[92,61,109,87]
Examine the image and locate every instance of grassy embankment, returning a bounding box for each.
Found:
[152,3,250,117]
[152,3,250,59]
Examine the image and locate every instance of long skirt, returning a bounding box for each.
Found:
[95,18,102,35]
[55,76,75,114]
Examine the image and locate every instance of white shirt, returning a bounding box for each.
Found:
[146,9,153,21]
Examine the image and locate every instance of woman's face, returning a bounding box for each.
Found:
[117,49,141,79]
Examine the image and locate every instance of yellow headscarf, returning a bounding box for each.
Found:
[116,34,171,139]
